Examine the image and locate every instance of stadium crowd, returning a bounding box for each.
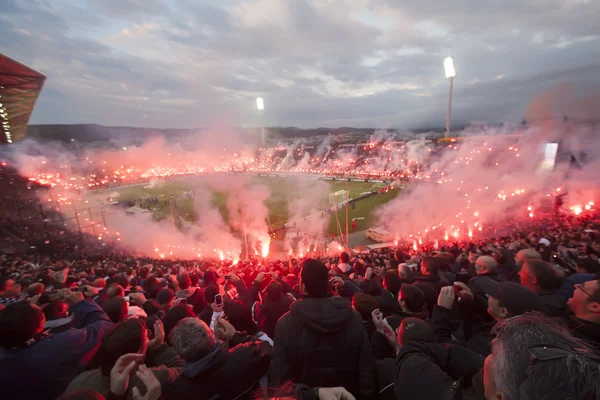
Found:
[2,164,600,399]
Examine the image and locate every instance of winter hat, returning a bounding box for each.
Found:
[300,259,329,297]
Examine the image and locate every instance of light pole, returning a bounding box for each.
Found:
[256,97,265,146]
[443,57,456,138]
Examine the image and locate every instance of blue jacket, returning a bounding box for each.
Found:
[0,300,113,400]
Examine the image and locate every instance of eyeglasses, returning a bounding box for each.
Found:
[576,284,600,303]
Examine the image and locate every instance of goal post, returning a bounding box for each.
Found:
[329,190,349,206]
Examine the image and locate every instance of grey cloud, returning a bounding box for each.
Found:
[0,0,599,130]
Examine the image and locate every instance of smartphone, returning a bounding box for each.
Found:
[215,294,223,305]
[124,296,130,302]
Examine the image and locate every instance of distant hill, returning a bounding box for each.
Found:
[25,124,389,144]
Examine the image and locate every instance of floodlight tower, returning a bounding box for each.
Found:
[256,97,265,146]
[443,57,456,138]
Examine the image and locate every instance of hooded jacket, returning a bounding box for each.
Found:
[268,296,376,399]
[164,338,272,400]
[395,342,485,400]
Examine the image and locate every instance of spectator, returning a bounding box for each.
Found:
[164,317,271,400]
[519,259,564,315]
[269,259,375,399]
[414,257,445,313]
[42,300,74,334]
[175,272,207,314]
[164,303,196,342]
[563,277,600,349]
[433,280,545,356]
[66,319,180,398]
[0,291,113,400]
[334,252,353,277]
[394,336,484,399]
[252,280,294,340]
[515,248,541,270]
[469,256,505,326]
[101,297,128,324]
[225,300,273,344]
[484,313,600,400]
[27,282,45,297]
[375,271,403,316]
[0,277,20,306]
[352,292,379,339]
[554,257,599,306]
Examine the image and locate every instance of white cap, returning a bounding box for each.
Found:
[539,238,551,246]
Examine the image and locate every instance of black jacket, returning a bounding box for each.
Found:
[432,305,495,356]
[269,296,376,399]
[413,275,445,313]
[253,292,295,339]
[537,289,566,317]
[376,290,402,317]
[560,314,600,351]
[395,342,485,400]
[468,273,504,333]
[164,338,272,400]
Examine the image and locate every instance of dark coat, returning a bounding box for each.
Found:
[395,342,485,400]
[537,289,566,317]
[414,274,446,315]
[252,292,295,339]
[468,273,504,330]
[375,290,402,317]
[0,300,113,400]
[559,314,600,351]
[431,305,495,356]
[164,338,272,400]
[269,296,376,399]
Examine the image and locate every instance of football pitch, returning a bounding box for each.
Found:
[103,175,401,235]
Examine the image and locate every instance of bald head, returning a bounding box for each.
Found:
[515,249,541,268]
[475,256,498,275]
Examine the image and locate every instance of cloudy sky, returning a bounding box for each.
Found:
[1,0,599,129]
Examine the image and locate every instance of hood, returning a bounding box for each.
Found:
[291,297,353,334]
[181,342,227,379]
[176,287,197,299]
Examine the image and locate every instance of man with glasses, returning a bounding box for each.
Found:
[563,276,600,349]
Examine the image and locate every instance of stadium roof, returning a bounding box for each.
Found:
[0,54,46,144]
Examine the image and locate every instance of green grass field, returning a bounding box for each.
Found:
[101,175,400,235]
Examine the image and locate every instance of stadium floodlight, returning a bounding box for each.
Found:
[443,57,456,138]
[444,57,456,78]
[256,97,265,145]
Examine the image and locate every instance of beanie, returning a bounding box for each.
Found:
[300,259,329,298]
